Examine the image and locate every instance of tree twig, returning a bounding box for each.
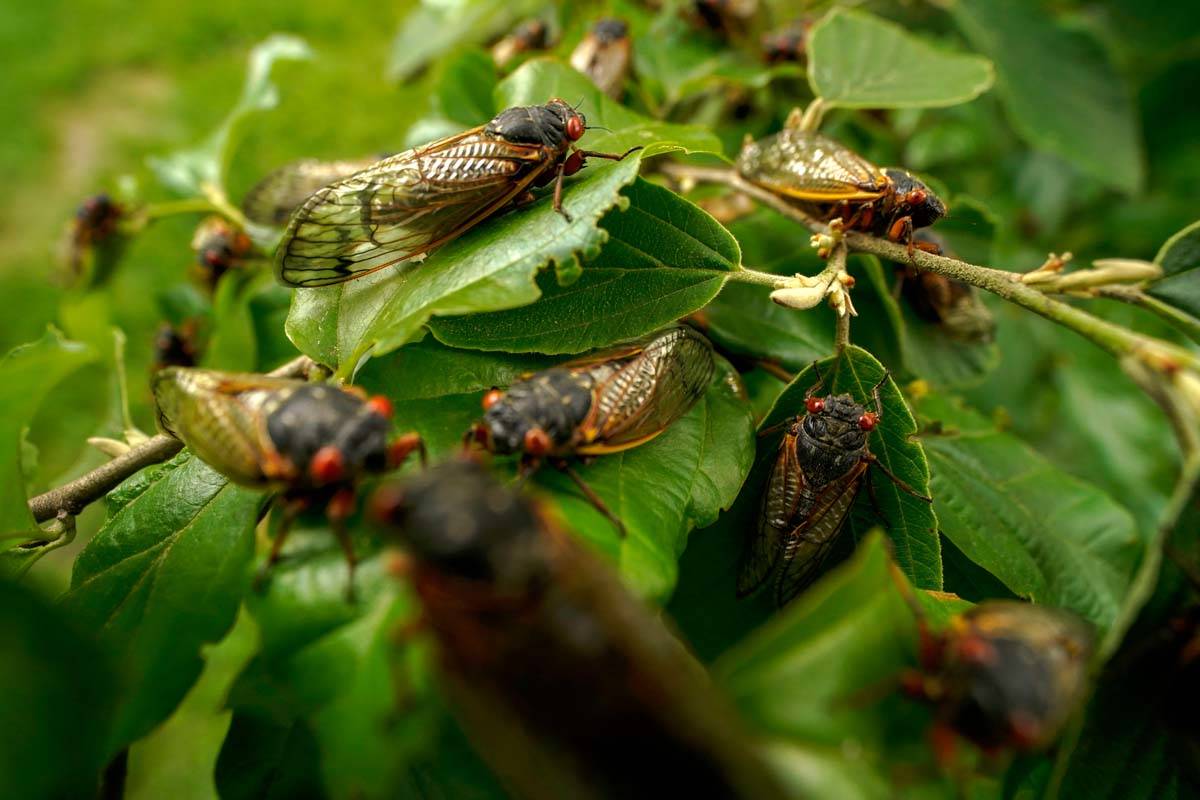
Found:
[26,355,316,524]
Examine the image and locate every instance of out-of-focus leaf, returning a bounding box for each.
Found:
[1147,218,1200,326]
[434,49,498,126]
[62,453,262,753]
[428,178,739,354]
[387,0,545,82]
[952,0,1143,193]
[215,712,327,800]
[285,61,719,377]
[148,35,312,196]
[0,328,96,542]
[0,579,118,799]
[808,8,993,109]
[204,270,274,372]
[912,393,1142,632]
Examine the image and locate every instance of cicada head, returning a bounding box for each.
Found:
[486,99,586,150]
[371,459,550,587]
[793,393,874,485]
[884,169,947,230]
[932,601,1094,752]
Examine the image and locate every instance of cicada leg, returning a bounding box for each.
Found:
[327,487,359,602]
[254,495,308,591]
[389,432,427,470]
[553,458,627,537]
[864,453,932,502]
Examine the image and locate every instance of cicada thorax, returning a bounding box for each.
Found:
[919,602,1094,753]
[570,18,632,99]
[372,460,789,800]
[482,368,600,457]
[736,130,947,247]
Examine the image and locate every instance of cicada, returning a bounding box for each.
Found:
[274,98,638,287]
[897,232,995,343]
[904,601,1093,758]
[153,320,202,370]
[570,18,632,100]
[241,157,383,227]
[153,367,424,595]
[691,0,760,39]
[371,458,789,800]
[468,326,715,534]
[761,20,811,64]
[737,129,947,253]
[191,216,255,288]
[60,193,125,283]
[738,368,931,606]
[492,19,552,68]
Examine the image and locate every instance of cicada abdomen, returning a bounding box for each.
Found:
[470,326,716,534]
[274,99,639,288]
[737,129,947,253]
[372,459,790,800]
[153,367,423,596]
[242,157,383,227]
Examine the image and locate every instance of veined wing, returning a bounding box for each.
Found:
[153,368,303,486]
[738,130,889,202]
[737,430,803,597]
[275,132,552,287]
[773,462,867,606]
[576,326,715,453]
[242,157,382,226]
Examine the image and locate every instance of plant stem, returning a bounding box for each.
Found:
[136,197,217,221]
[726,267,792,288]
[1098,285,1200,342]
[26,355,315,524]
[829,244,851,353]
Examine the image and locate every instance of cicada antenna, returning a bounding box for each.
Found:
[804,360,826,398]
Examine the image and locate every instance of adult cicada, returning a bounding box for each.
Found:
[903,600,1093,760]
[242,157,382,227]
[468,325,715,534]
[191,216,255,288]
[492,19,552,68]
[274,98,638,287]
[897,232,995,343]
[371,458,789,800]
[761,19,811,64]
[737,129,947,254]
[738,367,930,606]
[153,367,424,596]
[570,18,632,100]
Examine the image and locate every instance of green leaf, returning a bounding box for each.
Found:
[0,328,96,542]
[716,534,949,795]
[285,61,719,376]
[952,0,1143,193]
[0,579,118,799]
[807,8,994,109]
[912,393,1142,632]
[428,177,739,354]
[215,713,327,800]
[204,271,274,372]
[386,0,544,82]
[148,35,312,196]
[62,453,262,753]
[1147,219,1200,323]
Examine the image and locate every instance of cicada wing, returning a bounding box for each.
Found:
[153,368,301,486]
[737,130,889,201]
[737,432,803,597]
[275,131,552,287]
[773,463,867,606]
[576,326,716,452]
[242,157,382,226]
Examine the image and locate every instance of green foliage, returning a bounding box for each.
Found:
[4,2,1196,798]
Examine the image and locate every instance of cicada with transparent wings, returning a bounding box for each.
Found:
[273,98,638,287]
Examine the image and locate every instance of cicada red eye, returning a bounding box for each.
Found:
[482,388,504,410]
[858,412,878,431]
[805,396,824,414]
[367,395,394,419]
[562,150,586,177]
[524,427,551,456]
[566,114,586,141]
[906,189,928,207]
[310,445,346,483]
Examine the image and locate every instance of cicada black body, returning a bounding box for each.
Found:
[737,129,947,253]
[469,326,715,534]
[274,98,639,288]
[492,19,552,68]
[905,601,1093,758]
[191,216,255,288]
[739,370,930,606]
[61,193,125,283]
[371,459,789,800]
[570,18,632,100]
[153,320,202,370]
[153,367,424,595]
[897,233,995,343]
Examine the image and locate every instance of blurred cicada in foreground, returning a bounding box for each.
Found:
[903,600,1093,759]
[153,367,424,595]
[371,459,789,800]
[897,232,995,343]
[274,98,639,287]
[738,367,931,607]
[737,129,947,254]
[468,326,715,535]
[570,18,632,99]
